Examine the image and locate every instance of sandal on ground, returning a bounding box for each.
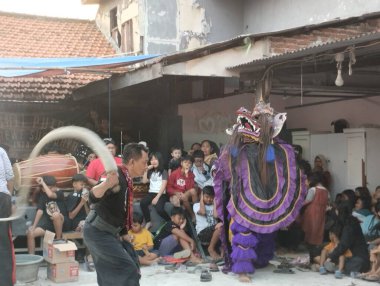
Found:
[273,268,295,274]
[173,249,191,259]
[209,263,220,272]
[200,269,212,282]
[84,255,95,272]
[363,275,380,282]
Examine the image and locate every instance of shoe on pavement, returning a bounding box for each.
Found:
[335,270,343,279]
[319,266,327,275]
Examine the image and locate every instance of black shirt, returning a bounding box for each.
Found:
[37,190,68,217]
[66,189,88,229]
[89,168,129,233]
[153,221,179,249]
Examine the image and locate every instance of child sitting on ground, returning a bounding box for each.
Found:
[316,224,352,279]
[27,176,70,254]
[153,207,202,263]
[193,186,223,260]
[128,212,159,266]
[167,155,198,221]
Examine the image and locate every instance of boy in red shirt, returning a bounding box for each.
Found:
[167,155,198,221]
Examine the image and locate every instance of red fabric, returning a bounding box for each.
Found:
[86,157,122,181]
[301,187,329,245]
[8,224,15,284]
[120,166,134,231]
[167,168,195,197]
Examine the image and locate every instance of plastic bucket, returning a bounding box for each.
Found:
[15,254,43,283]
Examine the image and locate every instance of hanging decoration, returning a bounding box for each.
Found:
[334,52,345,87]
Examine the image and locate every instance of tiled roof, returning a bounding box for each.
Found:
[0,12,115,101]
[0,11,115,58]
[0,73,106,102]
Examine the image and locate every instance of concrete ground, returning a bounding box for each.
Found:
[15,260,376,286]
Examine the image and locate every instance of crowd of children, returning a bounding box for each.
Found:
[25,138,380,283]
[26,139,223,272]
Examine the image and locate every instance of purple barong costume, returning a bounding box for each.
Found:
[213,102,307,275]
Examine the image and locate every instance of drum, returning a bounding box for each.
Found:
[13,154,79,190]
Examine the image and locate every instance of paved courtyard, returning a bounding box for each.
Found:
[15,260,376,286]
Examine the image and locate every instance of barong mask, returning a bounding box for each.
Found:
[226,101,287,142]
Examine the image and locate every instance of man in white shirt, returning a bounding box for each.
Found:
[0,146,15,285]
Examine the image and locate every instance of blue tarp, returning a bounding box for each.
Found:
[0,54,158,77]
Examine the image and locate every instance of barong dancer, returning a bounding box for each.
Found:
[213,101,307,282]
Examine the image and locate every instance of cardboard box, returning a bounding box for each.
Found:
[43,230,77,264]
[47,261,79,283]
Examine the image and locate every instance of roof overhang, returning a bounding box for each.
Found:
[73,37,271,100]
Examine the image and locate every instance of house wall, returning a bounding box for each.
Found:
[178,93,285,150]
[178,93,380,150]
[96,0,244,54]
[285,95,380,133]
[243,0,380,34]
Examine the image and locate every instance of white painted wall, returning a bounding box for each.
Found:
[178,93,285,150]
[179,92,380,150]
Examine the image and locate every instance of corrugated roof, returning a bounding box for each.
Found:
[227,31,380,70]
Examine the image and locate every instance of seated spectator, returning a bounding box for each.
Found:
[191,150,213,190]
[167,155,198,221]
[153,207,201,263]
[168,146,182,176]
[188,142,201,156]
[128,213,158,266]
[201,140,219,167]
[27,176,70,254]
[66,174,90,232]
[325,201,370,275]
[353,194,373,222]
[86,138,122,186]
[140,152,170,230]
[317,224,352,279]
[360,244,380,281]
[193,186,222,260]
[341,189,356,210]
[364,202,380,246]
[372,186,380,208]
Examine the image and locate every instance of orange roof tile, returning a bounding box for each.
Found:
[0,12,116,101]
[0,11,115,58]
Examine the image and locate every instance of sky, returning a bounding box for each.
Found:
[0,0,98,19]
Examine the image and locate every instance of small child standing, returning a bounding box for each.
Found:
[128,212,158,266]
[193,186,222,260]
[168,146,182,176]
[167,155,198,221]
[317,224,352,278]
[66,174,90,232]
[154,207,201,263]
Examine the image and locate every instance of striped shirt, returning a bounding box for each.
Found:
[0,147,14,195]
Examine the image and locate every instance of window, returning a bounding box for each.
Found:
[122,19,134,53]
[110,7,121,48]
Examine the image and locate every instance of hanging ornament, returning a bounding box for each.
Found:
[348,47,356,76]
[335,53,344,87]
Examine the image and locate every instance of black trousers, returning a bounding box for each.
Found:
[0,193,14,286]
[140,193,169,223]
